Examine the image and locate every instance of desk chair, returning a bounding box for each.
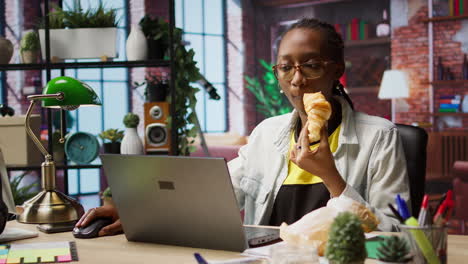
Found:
[396,124,428,217]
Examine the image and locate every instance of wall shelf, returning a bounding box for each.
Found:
[344,37,390,47]
[0,60,170,71]
[422,14,468,23]
[431,80,468,85]
[432,112,468,117]
[6,164,102,171]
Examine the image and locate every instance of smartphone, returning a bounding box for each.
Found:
[37,222,76,233]
[244,226,281,247]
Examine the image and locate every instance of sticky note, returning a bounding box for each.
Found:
[22,256,38,263]
[40,255,55,262]
[6,258,19,264]
[57,255,72,262]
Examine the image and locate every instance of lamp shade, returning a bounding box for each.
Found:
[378,70,410,99]
[41,76,101,108]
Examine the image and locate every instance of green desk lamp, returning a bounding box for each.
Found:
[17,76,101,224]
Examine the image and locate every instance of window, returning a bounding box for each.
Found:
[58,0,129,195]
[0,1,5,104]
[175,0,227,132]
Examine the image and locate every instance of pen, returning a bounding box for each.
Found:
[395,194,411,220]
[433,190,453,226]
[418,194,429,226]
[388,203,405,223]
[194,253,209,264]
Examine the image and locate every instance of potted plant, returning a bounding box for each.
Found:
[38,3,119,61]
[326,212,367,264]
[120,113,144,155]
[139,15,169,60]
[134,74,169,102]
[245,59,292,118]
[376,236,412,264]
[99,129,124,154]
[20,31,40,63]
[10,173,39,206]
[101,187,113,207]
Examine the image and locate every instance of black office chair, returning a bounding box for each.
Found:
[396,124,428,217]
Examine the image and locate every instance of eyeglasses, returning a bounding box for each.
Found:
[272,60,334,81]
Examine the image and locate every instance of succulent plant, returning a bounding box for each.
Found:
[326,212,367,264]
[98,129,124,143]
[123,113,140,128]
[376,236,412,263]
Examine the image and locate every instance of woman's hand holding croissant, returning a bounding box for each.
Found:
[289,121,346,197]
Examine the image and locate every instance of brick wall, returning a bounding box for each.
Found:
[244,0,392,129]
[392,2,468,129]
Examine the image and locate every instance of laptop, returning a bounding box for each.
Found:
[100,154,279,252]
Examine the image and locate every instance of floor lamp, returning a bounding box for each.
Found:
[378,70,410,123]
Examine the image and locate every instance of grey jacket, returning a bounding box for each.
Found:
[228,97,410,231]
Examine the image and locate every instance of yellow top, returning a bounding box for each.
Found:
[284,124,341,185]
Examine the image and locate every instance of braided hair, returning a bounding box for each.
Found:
[280,18,354,109]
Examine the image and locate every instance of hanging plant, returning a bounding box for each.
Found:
[139,16,201,155]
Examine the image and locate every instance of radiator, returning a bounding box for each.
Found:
[427,132,468,181]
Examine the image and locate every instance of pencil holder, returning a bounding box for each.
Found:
[398,225,447,264]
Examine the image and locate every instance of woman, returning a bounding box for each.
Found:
[76,18,409,235]
[229,18,409,231]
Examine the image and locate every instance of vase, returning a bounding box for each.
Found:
[126,25,148,61]
[120,128,144,155]
[21,50,39,64]
[462,94,468,113]
[0,37,14,64]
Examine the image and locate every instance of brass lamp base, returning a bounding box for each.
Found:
[17,190,84,224]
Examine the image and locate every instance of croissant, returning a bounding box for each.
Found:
[303,92,332,142]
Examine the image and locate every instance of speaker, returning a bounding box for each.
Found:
[144,102,170,153]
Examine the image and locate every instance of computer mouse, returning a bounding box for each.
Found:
[72,218,113,239]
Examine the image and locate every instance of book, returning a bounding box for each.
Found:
[439,95,461,100]
[455,0,460,15]
[439,108,458,112]
[450,0,454,16]
[359,20,366,40]
[351,18,359,40]
[439,103,460,109]
[461,0,464,14]
[439,99,461,104]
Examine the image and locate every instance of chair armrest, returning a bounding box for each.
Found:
[453,161,468,181]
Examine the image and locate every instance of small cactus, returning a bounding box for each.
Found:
[325,212,367,264]
[376,236,412,263]
[123,113,140,128]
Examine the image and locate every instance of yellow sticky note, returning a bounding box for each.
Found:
[22,256,38,263]
[40,255,55,262]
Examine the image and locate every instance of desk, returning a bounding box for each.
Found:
[4,221,468,263]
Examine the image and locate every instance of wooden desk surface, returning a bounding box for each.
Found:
[4,221,468,264]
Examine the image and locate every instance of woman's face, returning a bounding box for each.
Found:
[276,28,343,114]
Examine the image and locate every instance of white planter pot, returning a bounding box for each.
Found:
[121,128,144,155]
[39,28,118,60]
[126,25,147,61]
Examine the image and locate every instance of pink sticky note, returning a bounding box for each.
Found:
[0,259,6,264]
[57,255,72,262]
